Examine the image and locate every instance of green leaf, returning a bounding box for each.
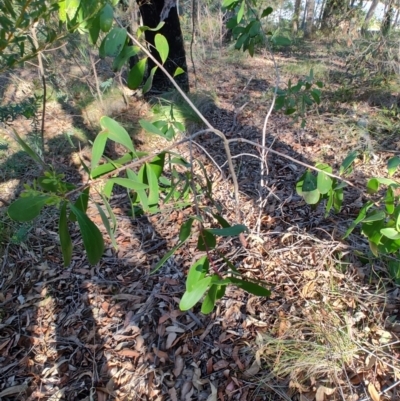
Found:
[333,187,343,213]
[11,128,45,167]
[212,213,231,228]
[94,200,118,249]
[201,282,220,314]
[100,116,135,153]
[69,187,90,222]
[99,3,113,32]
[206,224,247,236]
[229,278,271,297]
[59,202,73,267]
[303,171,317,191]
[69,204,104,265]
[148,153,165,179]
[180,277,212,311]
[128,57,147,89]
[174,67,185,77]
[237,0,245,23]
[91,132,108,171]
[388,156,400,177]
[362,219,384,246]
[339,151,358,175]
[317,168,333,195]
[139,119,165,137]
[261,6,273,18]
[155,33,169,64]
[179,218,194,242]
[343,201,374,238]
[112,45,139,71]
[385,187,395,214]
[89,14,101,45]
[8,195,51,222]
[197,229,217,251]
[380,227,400,240]
[222,0,238,8]
[367,178,379,194]
[363,210,386,222]
[108,178,148,191]
[186,256,209,291]
[142,66,157,94]
[145,162,159,207]
[137,22,165,39]
[102,28,127,57]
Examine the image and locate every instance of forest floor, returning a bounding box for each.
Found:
[0,38,399,401]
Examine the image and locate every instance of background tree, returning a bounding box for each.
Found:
[304,0,315,39]
[320,0,350,31]
[362,0,380,34]
[292,0,302,34]
[136,0,189,92]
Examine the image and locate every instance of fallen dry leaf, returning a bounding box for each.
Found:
[316,385,335,401]
[213,359,230,371]
[173,355,184,377]
[207,382,218,401]
[243,359,260,377]
[368,382,381,401]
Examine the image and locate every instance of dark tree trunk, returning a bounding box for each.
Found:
[381,0,395,36]
[136,0,189,92]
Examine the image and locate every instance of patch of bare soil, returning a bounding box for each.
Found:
[0,46,399,401]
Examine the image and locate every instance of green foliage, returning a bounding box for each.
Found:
[275,69,323,127]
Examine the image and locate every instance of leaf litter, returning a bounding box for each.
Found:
[0,47,399,401]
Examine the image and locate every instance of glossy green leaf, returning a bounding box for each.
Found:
[94,200,118,249]
[89,14,101,44]
[339,151,358,175]
[145,162,159,207]
[59,202,72,266]
[237,0,245,23]
[128,57,147,89]
[333,187,343,213]
[206,224,247,236]
[91,132,108,171]
[100,116,135,153]
[197,229,217,251]
[11,128,45,167]
[155,33,169,64]
[388,156,400,177]
[229,278,271,297]
[367,178,379,194]
[317,169,333,195]
[380,227,400,240]
[212,213,231,229]
[8,195,50,222]
[143,66,157,93]
[99,3,113,32]
[137,22,165,39]
[102,28,127,57]
[139,119,165,137]
[201,282,220,314]
[343,201,374,239]
[127,168,149,211]
[69,187,90,222]
[180,277,212,311]
[362,219,384,246]
[108,178,148,191]
[186,256,209,291]
[363,210,386,222]
[385,186,395,214]
[174,67,185,77]
[179,218,194,242]
[69,204,104,265]
[112,45,139,71]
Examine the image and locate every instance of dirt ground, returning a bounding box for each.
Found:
[0,41,399,401]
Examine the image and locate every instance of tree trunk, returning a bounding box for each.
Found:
[292,0,302,34]
[320,0,349,31]
[304,0,315,39]
[381,0,395,35]
[361,0,379,34]
[136,0,189,92]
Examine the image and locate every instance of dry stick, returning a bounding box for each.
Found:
[30,23,46,157]
[90,52,104,109]
[116,19,243,224]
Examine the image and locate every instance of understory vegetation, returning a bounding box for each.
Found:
[0,1,400,400]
